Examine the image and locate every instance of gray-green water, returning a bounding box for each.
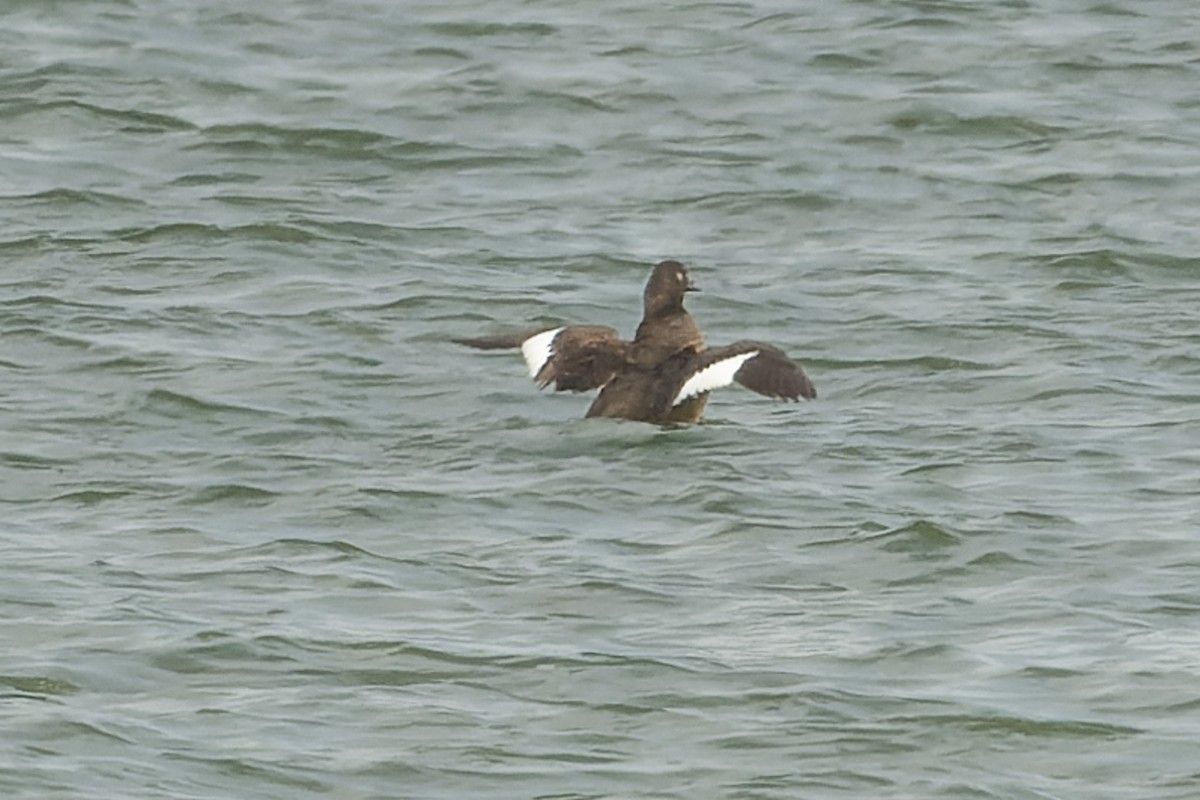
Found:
[4,1,1200,798]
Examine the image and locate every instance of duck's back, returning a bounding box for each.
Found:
[585,350,707,424]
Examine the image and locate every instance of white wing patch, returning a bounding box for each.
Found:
[672,351,758,406]
[521,327,564,379]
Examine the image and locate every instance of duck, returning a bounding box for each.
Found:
[454,260,815,424]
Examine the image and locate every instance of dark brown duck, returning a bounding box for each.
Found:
[454,260,816,424]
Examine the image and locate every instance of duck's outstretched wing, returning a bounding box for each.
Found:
[672,341,816,406]
[455,325,628,393]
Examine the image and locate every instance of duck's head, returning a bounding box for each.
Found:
[643,260,698,315]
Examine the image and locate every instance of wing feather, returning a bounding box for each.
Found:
[671,341,815,406]
[456,325,627,393]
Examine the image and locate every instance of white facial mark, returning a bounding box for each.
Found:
[521,327,564,379]
[672,351,758,406]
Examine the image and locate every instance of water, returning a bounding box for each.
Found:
[3,1,1200,797]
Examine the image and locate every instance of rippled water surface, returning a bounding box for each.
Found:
[3,1,1200,798]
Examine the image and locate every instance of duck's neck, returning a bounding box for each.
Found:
[642,294,685,320]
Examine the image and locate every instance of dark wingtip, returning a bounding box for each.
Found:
[453,330,546,350]
[725,342,817,403]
